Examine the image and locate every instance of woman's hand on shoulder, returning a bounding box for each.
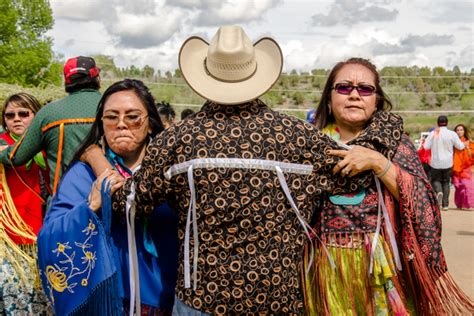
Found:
[328,145,387,177]
[88,169,126,212]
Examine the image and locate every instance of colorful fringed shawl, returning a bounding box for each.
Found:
[0,132,47,244]
[303,120,473,315]
[0,163,38,284]
[0,163,53,314]
[395,136,473,314]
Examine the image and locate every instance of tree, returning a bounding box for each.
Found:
[0,0,55,86]
[143,65,155,79]
[452,66,461,76]
[292,91,305,105]
[92,55,120,78]
[415,77,426,93]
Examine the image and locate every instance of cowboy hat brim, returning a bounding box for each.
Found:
[179,36,283,105]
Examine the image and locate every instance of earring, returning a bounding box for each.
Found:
[328,104,332,115]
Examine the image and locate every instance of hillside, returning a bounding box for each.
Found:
[1,64,473,138]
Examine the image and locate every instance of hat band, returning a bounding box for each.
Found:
[204,58,257,83]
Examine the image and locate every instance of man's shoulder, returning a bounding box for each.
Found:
[271,109,315,129]
[37,90,101,119]
[440,128,458,138]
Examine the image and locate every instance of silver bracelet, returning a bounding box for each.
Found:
[376,160,392,178]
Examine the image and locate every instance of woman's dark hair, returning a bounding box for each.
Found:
[2,92,42,130]
[65,76,101,93]
[313,57,393,129]
[73,79,163,162]
[454,124,470,140]
[180,108,195,120]
[157,102,176,119]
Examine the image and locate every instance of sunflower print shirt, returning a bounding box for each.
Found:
[112,100,402,314]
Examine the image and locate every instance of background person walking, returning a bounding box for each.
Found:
[423,115,465,210]
[452,124,474,209]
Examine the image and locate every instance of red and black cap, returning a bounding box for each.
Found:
[63,56,100,84]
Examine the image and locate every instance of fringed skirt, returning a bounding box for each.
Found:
[303,233,414,316]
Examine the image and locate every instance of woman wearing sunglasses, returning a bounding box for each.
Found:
[303,58,473,315]
[0,92,52,314]
[37,79,178,315]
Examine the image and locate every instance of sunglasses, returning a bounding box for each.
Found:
[102,114,148,129]
[333,83,376,96]
[4,110,31,120]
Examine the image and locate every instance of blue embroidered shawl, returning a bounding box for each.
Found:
[37,161,178,315]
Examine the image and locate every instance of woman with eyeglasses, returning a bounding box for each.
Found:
[303,58,473,315]
[452,124,474,209]
[0,92,52,315]
[37,79,178,315]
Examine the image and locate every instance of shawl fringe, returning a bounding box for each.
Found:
[398,165,474,315]
[68,272,122,316]
[0,164,39,287]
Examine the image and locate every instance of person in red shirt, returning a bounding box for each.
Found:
[0,92,52,315]
[418,133,432,180]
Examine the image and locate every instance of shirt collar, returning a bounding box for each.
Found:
[200,99,267,116]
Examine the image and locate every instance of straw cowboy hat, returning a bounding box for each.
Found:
[179,25,283,105]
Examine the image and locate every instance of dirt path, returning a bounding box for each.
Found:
[440,194,474,298]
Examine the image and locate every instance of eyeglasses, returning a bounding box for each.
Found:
[102,114,148,129]
[4,111,31,120]
[333,83,376,96]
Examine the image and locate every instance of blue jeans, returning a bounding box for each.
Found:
[172,297,211,316]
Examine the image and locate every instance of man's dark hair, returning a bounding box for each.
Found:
[65,76,100,93]
[180,108,195,120]
[437,115,448,127]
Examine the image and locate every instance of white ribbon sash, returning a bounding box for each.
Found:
[165,158,323,289]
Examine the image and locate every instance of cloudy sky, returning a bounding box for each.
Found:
[48,0,473,73]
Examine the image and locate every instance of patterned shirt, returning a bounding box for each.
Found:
[113,100,402,314]
[0,89,101,191]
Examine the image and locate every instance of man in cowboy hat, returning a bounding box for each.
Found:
[0,56,101,193]
[82,26,401,314]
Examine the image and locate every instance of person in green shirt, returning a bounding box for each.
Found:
[0,56,102,193]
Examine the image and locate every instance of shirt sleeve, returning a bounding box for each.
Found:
[308,129,373,195]
[453,133,465,150]
[112,131,175,216]
[423,132,434,150]
[0,112,46,166]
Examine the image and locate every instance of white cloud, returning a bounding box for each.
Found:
[446,45,473,69]
[280,40,317,71]
[109,6,185,48]
[47,0,473,72]
[194,0,283,26]
[51,0,114,21]
[311,0,398,27]
[427,0,473,23]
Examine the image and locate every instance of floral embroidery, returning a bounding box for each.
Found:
[44,219,98,300]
